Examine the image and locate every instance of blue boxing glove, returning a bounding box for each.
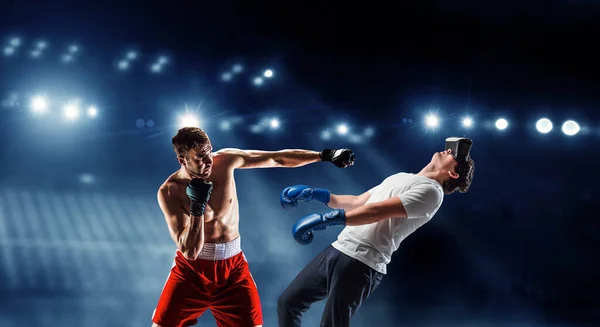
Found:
[280,185,331,210]
[292,209,346,245]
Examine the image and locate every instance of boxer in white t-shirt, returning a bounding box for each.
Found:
[277,137,475,327]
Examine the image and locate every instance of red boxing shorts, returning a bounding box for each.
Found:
[152,237,263,327]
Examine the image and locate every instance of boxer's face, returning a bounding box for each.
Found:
[183,144,213,179]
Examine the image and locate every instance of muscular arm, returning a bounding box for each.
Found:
[216,148,321,169]
[157,185,204,260]
[328,191,371,211]
[344,197,408,226]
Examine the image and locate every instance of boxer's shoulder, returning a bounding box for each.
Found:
[212,148,244,170]
[159,173,187,199]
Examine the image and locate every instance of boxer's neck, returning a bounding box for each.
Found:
[416,163,447,186]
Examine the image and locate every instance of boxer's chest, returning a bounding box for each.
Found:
[180,175,237,218]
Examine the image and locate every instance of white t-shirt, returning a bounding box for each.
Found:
[331,173,444,274]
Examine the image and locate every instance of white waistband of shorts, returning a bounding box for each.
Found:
[196,236,241,260]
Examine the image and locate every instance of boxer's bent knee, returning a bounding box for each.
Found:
[277,290,301,313]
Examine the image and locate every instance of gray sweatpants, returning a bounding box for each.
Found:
[277,245,384,327]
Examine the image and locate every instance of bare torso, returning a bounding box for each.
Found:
[163,153,240,243]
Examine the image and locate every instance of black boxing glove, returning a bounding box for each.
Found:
[320,149,355,168]
[186,179,213,217]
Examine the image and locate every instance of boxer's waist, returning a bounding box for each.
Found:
[196,236,242,260]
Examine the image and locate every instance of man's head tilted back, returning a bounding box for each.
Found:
[442,137,475,195]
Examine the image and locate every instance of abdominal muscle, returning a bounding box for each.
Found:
[183,199,241,244]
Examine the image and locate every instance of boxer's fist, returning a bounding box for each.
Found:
[292,209,346,245]
[320,149,355,168]
[280,185,331,210]
[186,179,213,217]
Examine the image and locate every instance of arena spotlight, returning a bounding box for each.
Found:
[337,123,349,135]
[562,120,580,136]
[462,116,474,128]
[535,118,553,134]
[220,120,231,131]
[69,44,79,53]
[3,46,15,56]
[31,95,48,113]
[425,114,439,128]
[178,113,200,128]
[31,50,41,58]
[151,63,162,73]
[321,130,332,140]
[264,69,274,78]
[62,54,73,63]
[64,104,80,121]
[232,64,243,73]
[269,118,280,129]
[495,118,508,130]
[87,106,98,118]
[9,37,21,47]
[36,41,47,49]
[253,77,264,86]
[126,51,137,60]
[221,72,232,81]
[118,60,129,70]
[158,56,169,64]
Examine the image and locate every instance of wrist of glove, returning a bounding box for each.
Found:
[320,149,355,168]
[190,201,207,217]
[292,209,346,245]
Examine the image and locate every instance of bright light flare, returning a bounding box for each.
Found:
[64,104,80,120]
[562,120,580,136]
[264,69,274,78]
[87,106,98,118]
[269,118,280,129]
[425,114,439,128]
[178,113,200,128]
[536,118,553,134]
[495,118,508,130]
[337,123,349,135]
[31,96,48,113]
[462,116,473,128]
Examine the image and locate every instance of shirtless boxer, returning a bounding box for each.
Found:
[277,137,475,327]
[151,126,355,327]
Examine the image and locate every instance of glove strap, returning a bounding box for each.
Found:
[190,201,207,217]
[320,149,334,162]
[323,209,346,226]
[312,188,331,204]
